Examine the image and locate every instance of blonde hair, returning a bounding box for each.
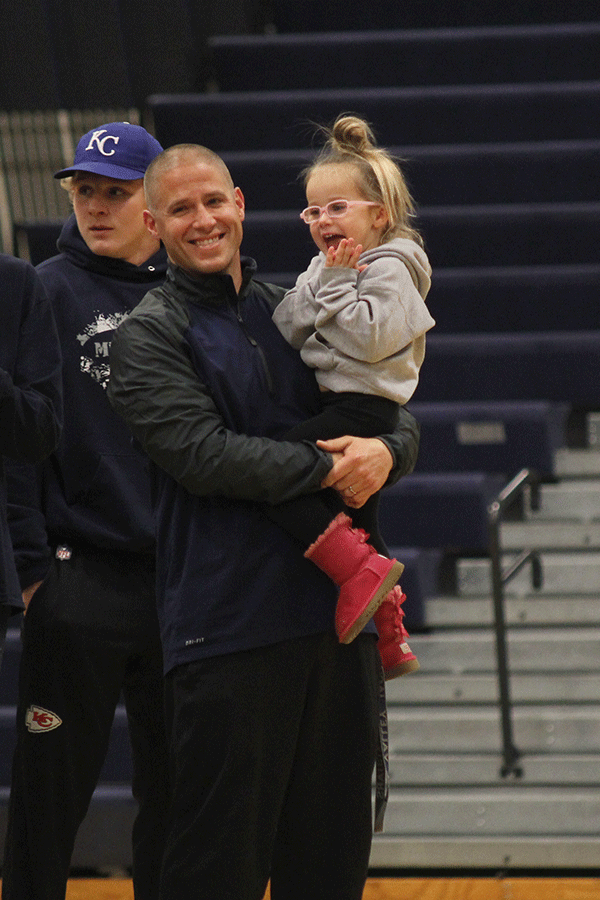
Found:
[59,173,87,204]
[303,114,422,247]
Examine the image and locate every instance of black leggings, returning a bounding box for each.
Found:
[266,391,400,554]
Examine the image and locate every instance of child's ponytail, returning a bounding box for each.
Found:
[303,114,423,247]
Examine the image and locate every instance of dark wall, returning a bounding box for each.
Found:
[0,0,269,111]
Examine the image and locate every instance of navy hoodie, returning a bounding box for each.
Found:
[1,255,62,610]
[7,216,168,589]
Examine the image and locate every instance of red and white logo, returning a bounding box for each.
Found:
[25,705,62,733]
[55,545,72,560]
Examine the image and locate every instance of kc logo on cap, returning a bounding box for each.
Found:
[84,129,120,158]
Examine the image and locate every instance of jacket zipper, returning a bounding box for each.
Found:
[233,300,275,395]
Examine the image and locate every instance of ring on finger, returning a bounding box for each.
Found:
[348,485,356,495]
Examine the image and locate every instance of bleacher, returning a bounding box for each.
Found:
[2,9,600,877]
[146,17,600,871]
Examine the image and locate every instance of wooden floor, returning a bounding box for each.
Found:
[4,877,593,899]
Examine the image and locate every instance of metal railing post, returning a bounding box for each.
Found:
[487,468,542,779]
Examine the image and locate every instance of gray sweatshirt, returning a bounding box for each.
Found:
[273,237,435,404]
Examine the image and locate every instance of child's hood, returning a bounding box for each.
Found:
[359,237,432,299]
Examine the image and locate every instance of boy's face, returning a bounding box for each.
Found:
[305,163,387,256]
[144,160,245,290]
[72,173,158,266]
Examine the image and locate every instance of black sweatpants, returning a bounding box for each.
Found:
[267,391,400,553]
[159,632,381,900]
[2,547,170,900]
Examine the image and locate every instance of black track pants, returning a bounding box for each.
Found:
[159,631,380,900]
[2,548,170,900]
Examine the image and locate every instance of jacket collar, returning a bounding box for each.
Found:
[167,257,258,306]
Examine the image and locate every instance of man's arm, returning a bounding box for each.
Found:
[7,459,52,600]
[107,300,333,505]
[0,260,62,463]
[318,404,419,509]
[376,404,420,481]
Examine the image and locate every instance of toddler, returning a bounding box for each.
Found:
[271,115,434,675]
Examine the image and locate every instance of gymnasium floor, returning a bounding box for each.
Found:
[3,877,594,899]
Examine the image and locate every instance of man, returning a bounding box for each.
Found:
[107,144,420,900]
[2,123,170,900]
[0,255,62,668]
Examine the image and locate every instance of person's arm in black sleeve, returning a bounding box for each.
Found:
[0,260,62,463]
[7,459,52,595]
[377,404,420,484]
[107,298,333,506]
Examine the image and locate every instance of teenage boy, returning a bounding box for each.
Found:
[2,123,170,900]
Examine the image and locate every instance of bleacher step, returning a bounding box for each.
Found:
[386,671,600,704]
[458,551,600,595]
[404,627,600,673]
[386,753,600,786]
[426,594,600,628]
[554,448,600,477]
[387,706,600,753]
[527,479,600,519]
[386,785,600,837]
[501,521,600,549]
[382,786,600,835]
[370,834,600,870]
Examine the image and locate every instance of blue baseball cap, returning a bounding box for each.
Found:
[54,122,163,180]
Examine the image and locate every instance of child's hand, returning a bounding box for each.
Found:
[325,238,364,270]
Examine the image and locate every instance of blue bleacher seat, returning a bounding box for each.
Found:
[407,400,569,477]
[209,23,600,93]
[429,264,600,333]
[417,331,600,405]
[386,547,443,630]
[241,202,600,278]
[379,472,508,551]
[223,140,600,211]
[146,82,600,154]
[420,202,600,269]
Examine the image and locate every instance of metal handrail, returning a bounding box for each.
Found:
[487,468,542,778]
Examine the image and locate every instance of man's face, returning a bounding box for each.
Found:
[72,173,159,266]
[144,160,245,289]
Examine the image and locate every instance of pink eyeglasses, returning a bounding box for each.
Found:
[299,199,379,224]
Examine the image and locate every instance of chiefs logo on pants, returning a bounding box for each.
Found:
[25,705,62,733]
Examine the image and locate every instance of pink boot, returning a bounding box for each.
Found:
[304,512,404,644]
[374,586,420,679]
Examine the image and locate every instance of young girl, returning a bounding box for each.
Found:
[271,114,434,675]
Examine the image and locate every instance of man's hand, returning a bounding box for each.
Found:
[318,435,394,508]
[22,581,43,614]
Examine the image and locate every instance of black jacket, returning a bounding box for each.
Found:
[1,255,62,609]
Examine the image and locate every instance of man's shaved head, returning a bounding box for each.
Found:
[144,144,234,213]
